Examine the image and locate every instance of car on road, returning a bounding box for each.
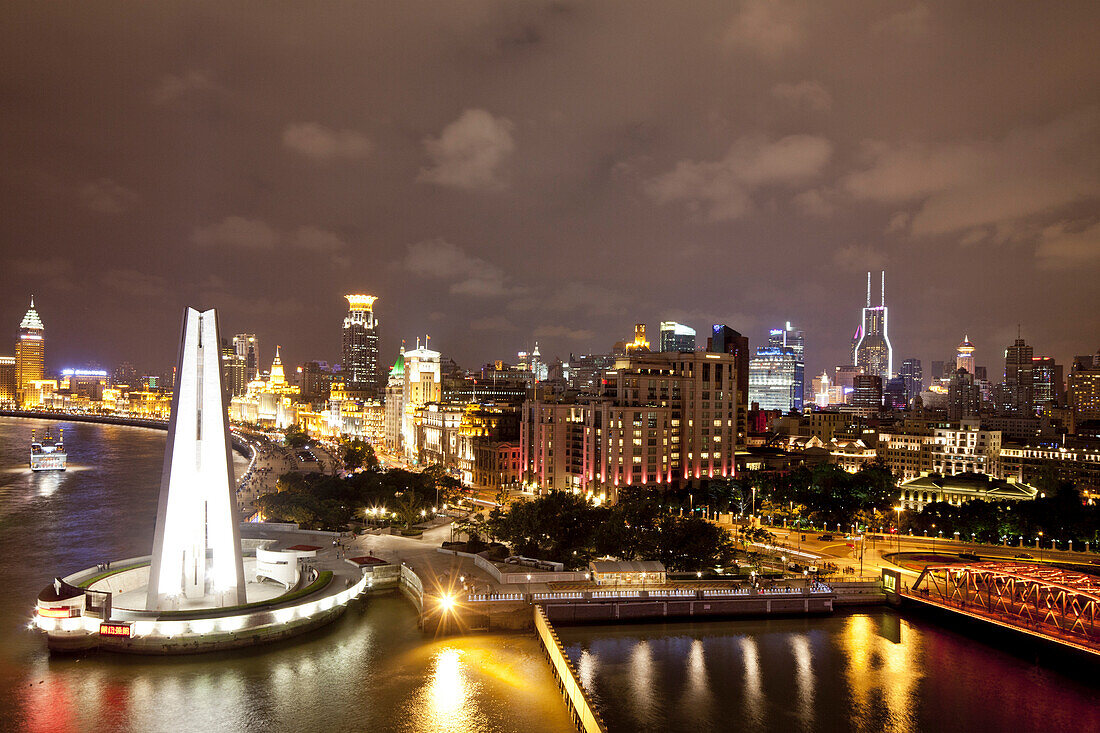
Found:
[1014,553,1034,559]
[817,534,833,541]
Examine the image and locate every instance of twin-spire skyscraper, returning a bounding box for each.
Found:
[853,270,893,384]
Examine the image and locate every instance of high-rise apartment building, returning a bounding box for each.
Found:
[1068,352,1100,421]
[900,358,923,402]
[15,296,45,406]
[1003,337,1034,413]
[853,271,893,384]
[947,369,981,420]
[233,334,260,381]
[659,322,696,353]
[342,295,381,395]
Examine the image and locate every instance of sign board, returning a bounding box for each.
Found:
[99,622,133,638]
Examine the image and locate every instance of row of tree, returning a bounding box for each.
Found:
[472,489,737,571]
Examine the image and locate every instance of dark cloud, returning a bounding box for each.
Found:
[0,0,1098,377]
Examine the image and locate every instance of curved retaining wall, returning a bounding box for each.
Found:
[534,605,606,733]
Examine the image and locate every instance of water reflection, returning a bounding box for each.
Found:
[629,640,656,727]
[740,637,764,731]
[790,635,814,729]
[577,648,596,689]
[681,638,714,717]
[841,613,920,732]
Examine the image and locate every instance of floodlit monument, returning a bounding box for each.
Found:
[147,307,247,610]
[33,306,385,654]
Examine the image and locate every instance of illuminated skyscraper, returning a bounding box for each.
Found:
[0,356,15,405]
[956,336,976,375]
[1003,337,1034,413]
[342,294,381,395]
[233,333,260,381]
[900,358,923,402]
[15,296,45,406]
[659,322,696,353]
[749,323,804,413]
[853,271,893,384]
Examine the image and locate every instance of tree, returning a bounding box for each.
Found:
[342,438,377,471]
[284,423,310,449]
[394,491,426,532]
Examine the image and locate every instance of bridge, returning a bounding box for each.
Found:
[905,562,1100,656]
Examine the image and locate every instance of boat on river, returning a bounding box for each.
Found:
[30,427,67,471]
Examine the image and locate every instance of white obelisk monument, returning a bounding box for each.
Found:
[147,307,247,610]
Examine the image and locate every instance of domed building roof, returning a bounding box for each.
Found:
[958,334,975,349]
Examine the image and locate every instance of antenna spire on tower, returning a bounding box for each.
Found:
[866,272,871,308]
[881,270,885,307]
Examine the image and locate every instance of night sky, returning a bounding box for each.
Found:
[2,1,1098,380]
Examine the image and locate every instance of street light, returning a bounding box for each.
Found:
[931,524,936,556]
[1038,531,1044,563]
[895,506,903,554]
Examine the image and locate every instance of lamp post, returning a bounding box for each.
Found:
[931,524,936,556]
[1038,531,1044,563]
[895,506,903,554]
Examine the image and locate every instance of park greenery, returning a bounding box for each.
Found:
[480,488,737,571]
[255,442,460,531]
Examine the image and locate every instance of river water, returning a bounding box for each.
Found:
[0,417,1097,733]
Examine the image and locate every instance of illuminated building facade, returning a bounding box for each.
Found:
[233,333,260,381]
[946,369,981,420]
[749,347,803,412]
[659,322,696,353]
[853,271,893,384]
[1003,337,1034,413]
[956,336,976,375]
[229,346,302,428]
[15,296,45,406]
[59,369,108,400]
[931,418,1001,477]
[1068,352,1100,420]
[521,350,739,501]
[900,358,923,403]
[401,341,441,461]
[0,356,15,405]
[147,307,247,610]
[221,340,248,397]
[1031,356,1063,410]
[383,352,404,450]
[851,374,883,409]
[342,294,381,395]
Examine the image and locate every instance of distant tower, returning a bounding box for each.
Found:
[343,295,381,395]
[233,334,260,381]
[15,296,45,405]
[269,345,286,386]
[1004,337,1034,413]
[956,336,976,375]
[853,271,893,384]
[147,307,247,610]
[660,322,697,353]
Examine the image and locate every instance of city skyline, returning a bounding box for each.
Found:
[1,2,1098,378]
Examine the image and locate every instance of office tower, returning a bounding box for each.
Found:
[900,358,923,401]
[232,333,260,382]
[1004,337,1034,413]
[147,307,246,610]
[975,366,987,381]
[884,376,909,410]
[851,374,883,409]
[947,369,981,420]
[384,349,405,451]
[659,322,696,353]
[768,321,805,358]
[956,336,976,375]
[931,360,945,385]
[342,294,381,395]
[1031,357,1063,410]
[709,325,750,447]
[220,339,248,397]
[1067,352,1100,421]
[0,356,15,404]
[853,271,893,383]
[15,296,45,406]
[749,339,804,413]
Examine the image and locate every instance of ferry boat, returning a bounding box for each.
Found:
[30,428,67,472]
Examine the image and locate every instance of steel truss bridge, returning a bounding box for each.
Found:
[908,562,1100,655]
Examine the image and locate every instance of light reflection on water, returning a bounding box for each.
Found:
[558,613,1100,733]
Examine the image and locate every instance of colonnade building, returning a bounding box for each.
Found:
[520,350,739,502]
